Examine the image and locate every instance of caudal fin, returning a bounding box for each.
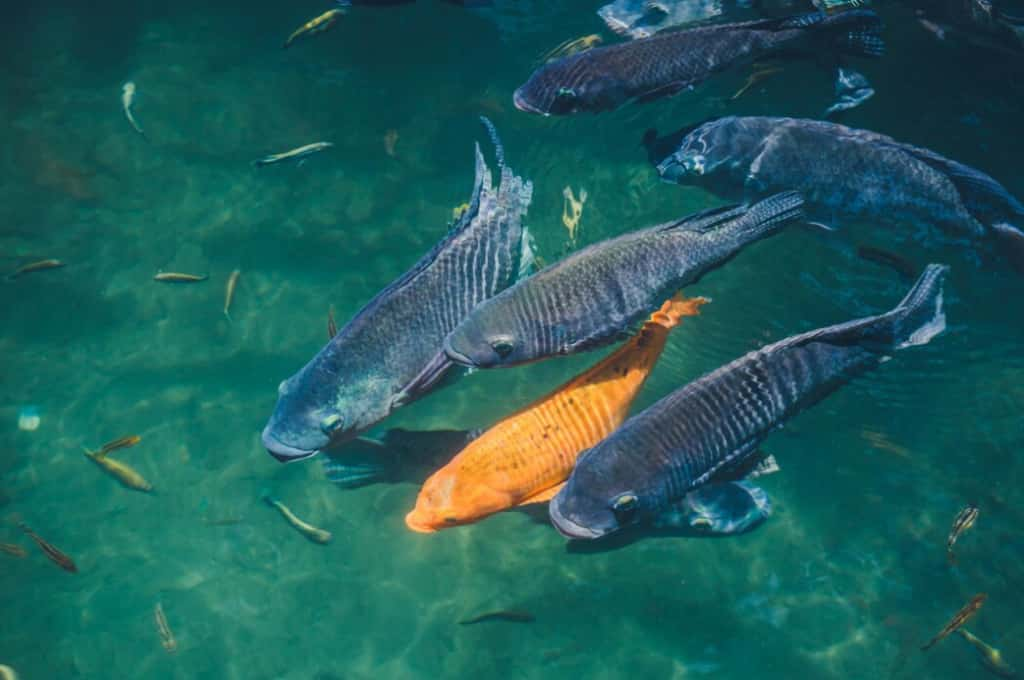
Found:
[777,9,885,57]
[649,293,710,329]
[860,264,949,350]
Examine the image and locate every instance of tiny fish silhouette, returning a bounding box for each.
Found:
[922,593,987,651]
[459,610,535,625]
[19,523,77,573]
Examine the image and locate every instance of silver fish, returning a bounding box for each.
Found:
[121,81,145,137]
[253,142,334,167]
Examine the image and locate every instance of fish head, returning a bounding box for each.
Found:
[513,55,624,116]
[405,465,510,533]
[444,307,529,368]
[655,117,750,185]
[262,345,387,463]
[548,448,647,540]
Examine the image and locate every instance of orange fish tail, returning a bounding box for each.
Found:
[649,293,709,329]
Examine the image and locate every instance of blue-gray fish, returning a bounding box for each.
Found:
[550,264,949,539]
[513,10,883,115]
[652,116,1024,265]
[262,120,533,462]
[443,191,803,370]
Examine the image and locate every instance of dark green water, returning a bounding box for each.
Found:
[2,2,1023,678]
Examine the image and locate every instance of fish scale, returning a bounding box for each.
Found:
[551,265,950,539]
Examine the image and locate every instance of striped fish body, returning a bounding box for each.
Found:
[405,295,706,532]
[655,116,1024,248]
[262,123,533,462]
[513,10,883,115]
[550,265,949,539]
[443,192,802,370]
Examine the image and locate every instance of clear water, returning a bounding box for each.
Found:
[2,2,1023,678]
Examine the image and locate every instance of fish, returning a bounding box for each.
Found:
[91,434,142,457]
[922,593,987,651]
[458,610,535,625]
[262,495,332,544]
[540,34,603,63]
[513,10,883,115]
[7,259,65,280]
[652,116,1024,267]
[224,269,241,320]
[327,306,338,339]
[83,449,153,492]
[154,272,208,283]
[958,628,1017,678]
[0,665,17,680]
[730,66,784,100]
[121,81,145,137]
[406,295,707,533]
[262,118,534,462]
[442,192,803,370]
[284,6,346,49]
[562,186,587,245]
[598,0,725,40]
[0,543,27,558]
[549,264,949,539]
[947,504,980,564]
[154,602,177,653]
[253,142,334,167]
[19,523,78,573]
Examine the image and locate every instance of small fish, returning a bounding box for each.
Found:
[7,259,65,280]
[922,593,987,651]
[19,523,77,573]
[959,628,1017,678]
[154,272,208,283]
[92,434,142,458]
[947,504,979,564]
[122,81,145,137]
[561,186,587,245]
[384,129,399,157]
[860,429,911,459]
[154,602,178,654]
[262,495,332,544]
[327,306,337,339]
[224,269,241,320]
[0,543,27,558]
[458,610,535,625]
[84,449,153,492]
[731,66,784,100]
[284,7,345,49]
[540,34,603,63]
[253,142,333,167]
[0,665,18,680]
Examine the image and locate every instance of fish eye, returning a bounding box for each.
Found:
[490,339,515,358]
[320,413,343,435]
[611,493,639,523]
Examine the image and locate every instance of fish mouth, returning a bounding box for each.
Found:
[513,88,547,116]
[442,339,476,368]
[548,498,607,540]
[261,426,320,463]
[404,511,439,534]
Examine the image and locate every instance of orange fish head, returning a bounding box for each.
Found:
[405,467,512,533]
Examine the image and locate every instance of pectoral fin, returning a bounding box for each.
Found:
[393,353,456,409]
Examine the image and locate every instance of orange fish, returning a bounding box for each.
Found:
[405,294,707,532]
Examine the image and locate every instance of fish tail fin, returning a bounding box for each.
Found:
[852,264,949,352]
[992,223,1024,272]
[778,9,884,57]
[649,293,710,329]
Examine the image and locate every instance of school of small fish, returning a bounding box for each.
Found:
[7,0,1024,674]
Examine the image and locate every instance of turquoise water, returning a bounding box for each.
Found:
[2,2,1024,678]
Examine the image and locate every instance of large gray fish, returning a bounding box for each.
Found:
[512,9,883,115]
[261,120,533,463]
[550,264,949,539]
[652,116,1024,265]
[443,191,803,369]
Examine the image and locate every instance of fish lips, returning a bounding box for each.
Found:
[513,88,548,116]
[548,497,609,540]
[261,426,320,463]
[442,338,478,368]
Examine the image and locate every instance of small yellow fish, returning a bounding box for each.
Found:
[154,272,208,283]
[947,504,979,564]
[284,8,345,49]
[452,202,470,221]
[253,142,334,167]
[0,664,18,680]
[224,269,241,320]
[562,186,587,245]
[263,495,331,544]
[93,434,142,457]
[84,449,153,492]
[154,602,177,654]
[731,66,784,100]
[7,259,65,280]
[540,34,603,63]
[959,628,1017,678]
